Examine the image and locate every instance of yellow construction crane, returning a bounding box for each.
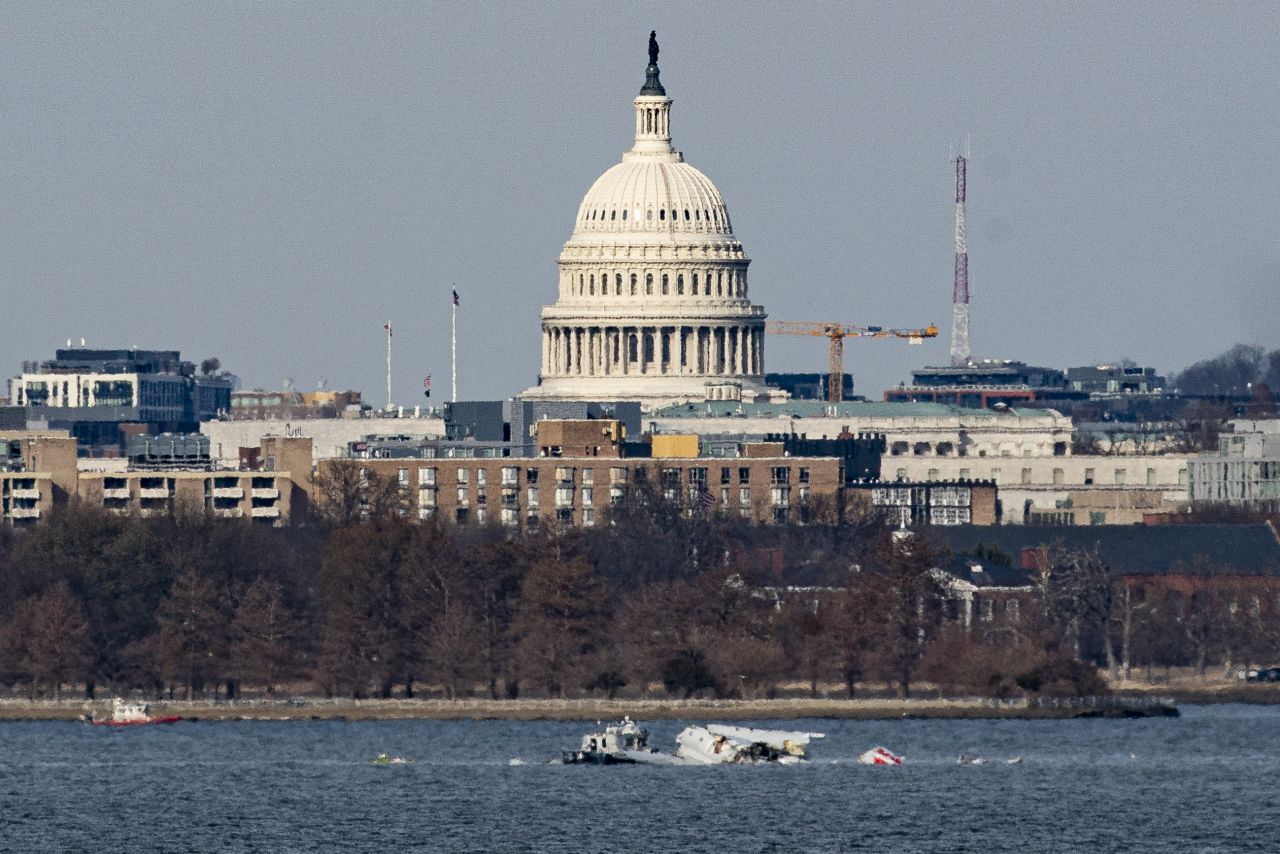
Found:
[766,321,939,403]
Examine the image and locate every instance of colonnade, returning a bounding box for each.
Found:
[543,324,763,377]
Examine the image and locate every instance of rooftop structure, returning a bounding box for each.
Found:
[9,347,233,451]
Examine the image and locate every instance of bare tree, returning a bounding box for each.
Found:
[154,567,228,699]
[229,577,303,695]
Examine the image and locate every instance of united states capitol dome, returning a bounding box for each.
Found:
[524,32,771,409]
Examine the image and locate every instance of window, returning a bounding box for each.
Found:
[1084,468,1095,485]
[688,467,708,486]
[501,466,519,486]
[527,486,539,506]
[610,467,627,484]
[583,507,595,526]
[476,468,487,486]
[1146,467,1156,486]
[581,486,593,505]
[456,486,469,506]
[958,468,970,480]
[770,466,789,485]
[770,486,790,508]
[662,274,669,295]
[582,468,594,486]
[419,467,436,486]
[526,468,539,484]
[980,599,994,623]
[555,467,574,484]
[457,468,469,485]
[645,273,653,295]
[1053,468,1064,485]
[928,468,939,480]
[739,486,751,506]
[677,275,684,295]
[738,467,750,484]
[720,467,731,485]
[1021,467,1032,485]
[798,467,810,484]
[1114,468,1126,486]
[398,468,409,486]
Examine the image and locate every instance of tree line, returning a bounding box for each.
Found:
[1,478,1278,701]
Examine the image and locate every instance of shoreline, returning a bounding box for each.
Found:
[0,695,1192,722]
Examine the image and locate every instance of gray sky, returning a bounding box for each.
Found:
[3,2,1277,403]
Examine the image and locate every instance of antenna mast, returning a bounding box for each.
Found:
[950,154,971,366]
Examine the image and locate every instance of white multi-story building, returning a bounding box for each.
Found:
[1190,419,1280,508]
[523,36,771,409]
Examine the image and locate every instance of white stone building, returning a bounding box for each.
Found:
[523,38,770,408]
[648,401,1074,460]
[1189,419,1280,508]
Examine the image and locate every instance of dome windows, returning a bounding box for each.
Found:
[658,209,665,221]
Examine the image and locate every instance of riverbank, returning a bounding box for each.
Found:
[0,695,1182,722]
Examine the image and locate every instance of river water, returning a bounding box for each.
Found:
[1,704,1277,852]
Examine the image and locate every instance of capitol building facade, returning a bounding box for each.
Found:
[524,40,773,409]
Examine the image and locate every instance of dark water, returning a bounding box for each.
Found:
[2,705,1278,853]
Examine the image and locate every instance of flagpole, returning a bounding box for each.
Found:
[451,289,458,403]
[385,321,393,410]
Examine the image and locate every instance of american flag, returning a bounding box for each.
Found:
[698,488,716,511]
[451,289,460,307]
[384,322,392,337]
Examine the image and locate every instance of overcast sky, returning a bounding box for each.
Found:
[2,2,1276,403]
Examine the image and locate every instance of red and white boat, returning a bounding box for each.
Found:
[91,698,182,727]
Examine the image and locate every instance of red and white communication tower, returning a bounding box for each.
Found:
[950,154,971,366]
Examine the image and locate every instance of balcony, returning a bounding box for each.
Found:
[9,488,41,501]
[251,487,279,499]
[139,488,171,499]
[212,487,244,499]
[8,507,40,519]
[102,487,131,500]
[213,507,243,518]
[250,506,281,518]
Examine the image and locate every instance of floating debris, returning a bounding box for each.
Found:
[858,746,904,766]
[371,753,410,766]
